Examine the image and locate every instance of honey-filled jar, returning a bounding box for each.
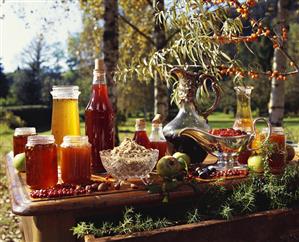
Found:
[25,135,58,189]
[60,136,91,184]
[262,127,286,173]
[13,127,36,156]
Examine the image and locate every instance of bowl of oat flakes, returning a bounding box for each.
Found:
[100,138,159,181]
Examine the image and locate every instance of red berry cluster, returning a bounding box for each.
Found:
[30,181,111,199]
[211,169,248,178]
[209,128,247,137]
[202,0,256,19]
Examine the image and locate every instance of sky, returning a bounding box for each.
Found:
[0,0,83,73]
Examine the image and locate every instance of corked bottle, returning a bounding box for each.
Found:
[133,118,151,149]
[149,114,168,159]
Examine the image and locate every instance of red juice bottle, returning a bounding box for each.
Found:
[133,118,151,149]
[149,114,167,159]
[85,59,115,173]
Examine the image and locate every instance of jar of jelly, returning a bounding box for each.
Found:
[13,127,36,156]
[25,135,58,189]
[60,136,91,184]
[262,127,286,173]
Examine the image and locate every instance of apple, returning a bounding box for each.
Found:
[13,153,26,172]
[156,156,182,177]
[247,155,264,173]
[173,152,191,170]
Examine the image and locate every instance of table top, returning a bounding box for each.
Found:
[6,152,246,216]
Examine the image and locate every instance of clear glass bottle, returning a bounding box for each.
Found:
[60,135,91,184]
[85,59,115,173]
[13,127,36,156]
[233,86,254,132]
[149,114,167,159]
[51,86,81,147]
[133,118,151,149]
[25,135,58,189]
[233,86,254,165]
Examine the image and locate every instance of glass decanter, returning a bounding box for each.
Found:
[163,67,221,164]
[233,86,254,165]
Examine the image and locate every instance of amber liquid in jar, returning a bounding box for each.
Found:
[13,127,36,156]
[25,135,58,189]
[61,136,91,184]
[262,127,286,173]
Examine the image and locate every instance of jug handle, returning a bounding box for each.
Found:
[247,117,272,151]
[198,74,222,121]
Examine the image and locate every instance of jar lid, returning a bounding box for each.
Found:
[14,127,36,136]
[262,127,284,133]
[62,135,90,145]
[50,86,80,99]
[27,135,55,146]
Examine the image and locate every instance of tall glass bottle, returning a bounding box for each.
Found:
[85,59,115,173]
[233,86,254,132]
[233,86,254,164]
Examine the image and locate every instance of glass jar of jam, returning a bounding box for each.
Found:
[262,127,286,173]
[25,135,58,189]
[60,136,91,184]
[13,127,36,156]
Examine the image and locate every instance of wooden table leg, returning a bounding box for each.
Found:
[21,212,76,242]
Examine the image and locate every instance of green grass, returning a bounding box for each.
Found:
[1,113,299,240]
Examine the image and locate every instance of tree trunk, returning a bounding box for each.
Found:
[103,0,120,144]
[154,0,169,121]
[268,0,289,126]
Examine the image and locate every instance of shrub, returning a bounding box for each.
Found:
[4,105,51,130]
[0,109,25,129]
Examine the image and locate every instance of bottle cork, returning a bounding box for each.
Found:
[135,118,146,130]
[152,114,162,124]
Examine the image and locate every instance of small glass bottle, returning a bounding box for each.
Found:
[13,127,36,156]
[233,86,254,132]
[233,86,254,165]
[133,118,151,149]
[149,114,167,159]
[51,86,81,147]
[25,135,58,189]
[262,127,286,173]
[60,136,91,184]
[85,59,115,173]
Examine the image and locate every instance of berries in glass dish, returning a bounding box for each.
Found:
[209,128,247,137]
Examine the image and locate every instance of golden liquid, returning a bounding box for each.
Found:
[51,99,80,146]
[233,118,254,132]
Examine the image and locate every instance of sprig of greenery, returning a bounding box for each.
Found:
[72,163,299,238]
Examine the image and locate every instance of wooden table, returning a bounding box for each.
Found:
[6,152,223,242]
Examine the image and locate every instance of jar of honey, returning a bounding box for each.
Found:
[25,135,58,189]
[262,127,286,173]
[50,86,81,147]
[13,127,36,156]
[60,136,91,184]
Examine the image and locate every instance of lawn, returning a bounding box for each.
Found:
[1,113,299,240]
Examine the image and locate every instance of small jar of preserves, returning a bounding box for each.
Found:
[262,127,286,173]
[25,135,58,189]
[60,136,91,184]
[13,127,36,156]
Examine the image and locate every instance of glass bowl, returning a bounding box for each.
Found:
[100,149,159,181]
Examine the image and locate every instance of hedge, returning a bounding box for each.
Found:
[4,105,51,131]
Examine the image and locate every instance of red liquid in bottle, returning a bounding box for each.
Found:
[150,141,167,159]
[85,83,115,173]
[133,130,151,149]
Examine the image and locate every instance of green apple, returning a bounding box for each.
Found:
[156,156,182,177]
[13,153,26,172]
[248,155,264,173]
[173,152,191,169]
